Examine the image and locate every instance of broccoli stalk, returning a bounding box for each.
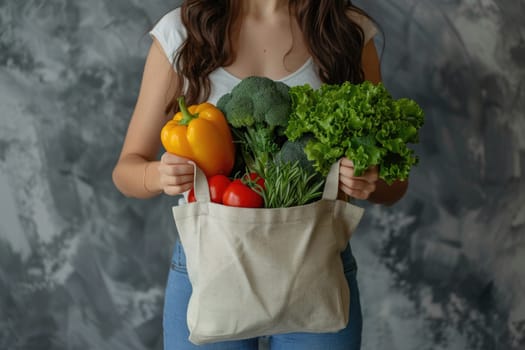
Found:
[217,76,292,175]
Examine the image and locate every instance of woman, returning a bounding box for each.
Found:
[112,1,408,349]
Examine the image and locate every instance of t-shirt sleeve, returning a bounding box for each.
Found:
[348,11,379,44]
[149,8,186,65]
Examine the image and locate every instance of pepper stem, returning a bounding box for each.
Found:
[178,96,198,125]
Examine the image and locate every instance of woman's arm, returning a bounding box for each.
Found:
[112,39,193,198]
[362,39,382,84]
[338,40,408,206]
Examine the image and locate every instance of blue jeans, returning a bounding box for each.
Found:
[163,239,363,350]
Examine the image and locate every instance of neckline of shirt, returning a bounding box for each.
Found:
[216,57,313,83]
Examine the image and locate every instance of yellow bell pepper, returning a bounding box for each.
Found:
[160,96,235,177]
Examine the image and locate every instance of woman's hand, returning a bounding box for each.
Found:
[339,157,379,200]
[158,152,195,196]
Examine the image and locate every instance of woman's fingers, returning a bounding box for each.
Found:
[362,166,379,182]
[339,177,376,199]
[160,171,194,196]
[160,152,192,164]
[158,152,194,176]
[340,157,354,168]
[162,181,193,196]
[339,157,379,199]
[161,174,195,187]
[158,163,195,176]
[158,152,195,196]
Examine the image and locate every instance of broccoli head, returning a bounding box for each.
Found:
[216,76,293,174]
[277,134,316,174]
[216,76,291,130]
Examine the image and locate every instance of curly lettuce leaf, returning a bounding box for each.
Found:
[285,81,424,184]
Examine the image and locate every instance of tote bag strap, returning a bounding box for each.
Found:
[191,162,211,203]
[322,159,342,201]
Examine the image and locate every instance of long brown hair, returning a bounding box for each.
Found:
[167,0,377,113]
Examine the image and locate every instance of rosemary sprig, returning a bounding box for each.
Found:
[261,161,325,208]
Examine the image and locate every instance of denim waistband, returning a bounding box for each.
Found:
[171,238,358,274]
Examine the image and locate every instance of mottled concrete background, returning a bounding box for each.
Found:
[1,0,524,349]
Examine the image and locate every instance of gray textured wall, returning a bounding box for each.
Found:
[1,1,523,349]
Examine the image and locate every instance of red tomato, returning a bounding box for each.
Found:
[208,174,231,203]
[242,172,265,190]
[222,179,264,208]
[187,175,231,204]
[187,188,196,202]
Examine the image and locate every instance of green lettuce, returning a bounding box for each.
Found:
[285,81,424,184]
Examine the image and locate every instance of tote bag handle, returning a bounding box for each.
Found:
[192,161,212,203]
[322,160,342,201]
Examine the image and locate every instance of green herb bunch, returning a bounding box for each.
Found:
[260,161,324,208]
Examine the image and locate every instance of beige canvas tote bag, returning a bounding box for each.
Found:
[172,160,364,345]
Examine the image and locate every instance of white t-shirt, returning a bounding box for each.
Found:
[149,7,378,104]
